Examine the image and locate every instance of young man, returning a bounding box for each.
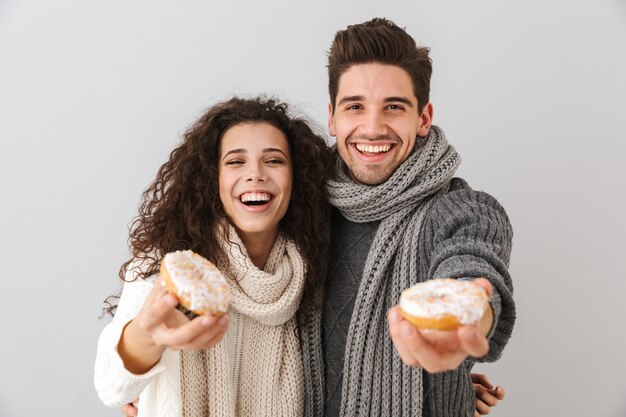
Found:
[297,18,515,417]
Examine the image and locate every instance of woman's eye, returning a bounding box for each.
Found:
[225,160,243,165]
[267,159,284,165]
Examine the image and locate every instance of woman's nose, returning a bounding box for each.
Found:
[245,163,266,182]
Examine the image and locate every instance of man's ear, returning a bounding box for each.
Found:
[328,102,336,137]
[417,102,434,136]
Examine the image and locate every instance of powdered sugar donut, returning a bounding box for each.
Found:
[160,250,230,316]
[398,278,488,331]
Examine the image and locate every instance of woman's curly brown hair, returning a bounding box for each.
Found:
[104,97,332,316]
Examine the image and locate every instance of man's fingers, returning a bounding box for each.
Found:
[494,385,506,400]
[470,372,493,389]
[475,399,491,415]
[388,308,421,367]
[475,386,499,407]
[459,326,489,358]
[388,307,473,373]
[472,278,492,299]
[389,308,463,373]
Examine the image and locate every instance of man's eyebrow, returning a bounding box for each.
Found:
[337,95,365,106]
[336,95,415,107]
[383,96,415,107]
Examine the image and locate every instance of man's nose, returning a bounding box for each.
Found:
[362,110,387,138]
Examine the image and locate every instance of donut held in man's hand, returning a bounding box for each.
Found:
[398,278,488,331]
[160,250,230,316]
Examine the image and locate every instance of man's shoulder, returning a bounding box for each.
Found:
[431,177,510,222]
[448,177,471,192]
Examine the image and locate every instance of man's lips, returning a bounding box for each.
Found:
[354,143,393,153]
[350,142,397,162]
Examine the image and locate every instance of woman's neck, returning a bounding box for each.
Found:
[237,228,278,269]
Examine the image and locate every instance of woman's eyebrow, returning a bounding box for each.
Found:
[222,148,246,160]
[263,148,288,157]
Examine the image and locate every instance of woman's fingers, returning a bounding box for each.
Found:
[120,398,138,417]
[141,292,180,330]
[151,312,231,350]
[152,313,213,347]
[180,314,230,349]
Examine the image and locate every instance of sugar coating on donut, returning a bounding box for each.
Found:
[162,250,230,315]
[399,278,488,325]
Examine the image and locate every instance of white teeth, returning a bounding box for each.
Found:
[240,192,271,203]
[355,143,392,153]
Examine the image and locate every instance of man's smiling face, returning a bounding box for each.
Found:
[328,63,433,185]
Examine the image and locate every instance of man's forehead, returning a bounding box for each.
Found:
[335,63,418,104]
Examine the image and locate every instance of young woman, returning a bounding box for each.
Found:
[94,96,332,417]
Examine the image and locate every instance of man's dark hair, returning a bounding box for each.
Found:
[327,17,432,114]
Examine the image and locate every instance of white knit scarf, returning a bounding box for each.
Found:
[180,223,306,417]
[302,125,460,417]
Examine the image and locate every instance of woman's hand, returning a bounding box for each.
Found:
[121,398,138,417]
[118,278,229,373]
[471,372,505,416]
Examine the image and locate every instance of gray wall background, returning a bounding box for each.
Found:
[1,1,625,416]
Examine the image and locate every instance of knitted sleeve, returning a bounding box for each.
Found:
[420,182,515,362]
[93,275,168,407]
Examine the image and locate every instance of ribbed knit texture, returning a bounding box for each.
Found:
[180,225,306,417]
[300,125,515,417]
[419,180,515,417]
[323,212,379,417]
[328,126,459,417]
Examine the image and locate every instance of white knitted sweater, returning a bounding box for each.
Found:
[94,275,182,417]
[94,253,304,417]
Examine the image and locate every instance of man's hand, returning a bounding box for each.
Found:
[387,278,493,373]
[471,373,505,416]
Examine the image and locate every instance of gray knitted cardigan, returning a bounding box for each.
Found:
[299,178,515,417]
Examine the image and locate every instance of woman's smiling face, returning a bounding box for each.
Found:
[218,122,292,242]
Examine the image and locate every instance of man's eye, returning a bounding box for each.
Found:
[386,104,403,110]
[347,104,362,110]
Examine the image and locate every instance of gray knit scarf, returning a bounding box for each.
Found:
[301,125,460,417]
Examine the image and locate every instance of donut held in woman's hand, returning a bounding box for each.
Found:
[398,278,488,331]
[160,250,230,316]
